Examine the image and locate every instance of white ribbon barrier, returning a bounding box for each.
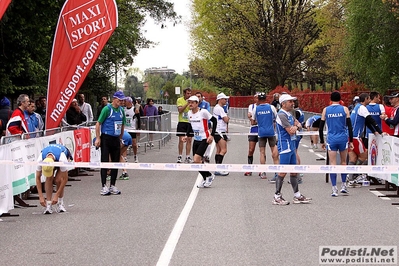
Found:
[0,160,397,176]
[125,128,323,136]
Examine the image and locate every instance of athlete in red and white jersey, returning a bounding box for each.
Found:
[183,96,217,188]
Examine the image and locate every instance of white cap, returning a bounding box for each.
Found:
[353,96,360,102]
[216,93,229,100]
[188,96,199,102]
[279,94,297,104]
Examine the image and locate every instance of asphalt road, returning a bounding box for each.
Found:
[1,115,399,266]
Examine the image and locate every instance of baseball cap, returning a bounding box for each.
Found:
[124,96,133,103]
[388,91,399,98]
[216,93,229,100]
[188,96,199,102]
[72,99,77,103]
[42,157,55,178]
[113,91,125,100]
[353,96,360,102]
[257,92,267,100]
[279,94,297,104]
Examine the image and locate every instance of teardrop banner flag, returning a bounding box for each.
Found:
[0,0,12,20]
[46,0,118,130]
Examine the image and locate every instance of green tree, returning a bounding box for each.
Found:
[191,0,320,94]
[346,0,399,91]
[0,0,180,99]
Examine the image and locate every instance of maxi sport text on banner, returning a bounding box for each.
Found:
[46,0,118,130]
[0,0,12,20]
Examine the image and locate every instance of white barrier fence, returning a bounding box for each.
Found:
[0,127,99,215]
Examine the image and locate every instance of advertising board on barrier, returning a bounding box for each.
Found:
[368,135,399,186]
[0,128,92,215]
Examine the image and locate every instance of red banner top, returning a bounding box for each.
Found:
[0,0,12,20]
[46,0,118,130]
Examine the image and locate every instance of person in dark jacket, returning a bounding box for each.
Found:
[0,96,11,136]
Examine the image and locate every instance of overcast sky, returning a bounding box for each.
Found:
[132,1,192,75]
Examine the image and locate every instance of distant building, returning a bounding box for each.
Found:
[144,67,176,80]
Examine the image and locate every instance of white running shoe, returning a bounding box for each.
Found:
[109,185,121,195]
[43,205,53,214]
[57,202,67,213]
[134,155,139,163]
[101,185,111,196]
[331,187,338,197]
[185,157,193,163]
[177,156,183,163]
[197,180,206,188]
[273,194,289,205]
[204,174,215,187]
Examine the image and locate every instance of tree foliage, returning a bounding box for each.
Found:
[0,0,180,99]
[191,0,320,95]
[346,0,399,91]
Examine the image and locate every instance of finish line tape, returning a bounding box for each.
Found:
[126,129,323,136]
[2,160,398,174]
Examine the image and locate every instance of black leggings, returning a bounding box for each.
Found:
[193,139,212,180]
[100,134,121,186]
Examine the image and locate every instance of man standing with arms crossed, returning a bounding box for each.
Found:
[213,93,230,176]
[273,94,311,205]
[176,88,193,163]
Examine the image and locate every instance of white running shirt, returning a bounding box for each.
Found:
[188,109,213,141]
[213,104,228,132]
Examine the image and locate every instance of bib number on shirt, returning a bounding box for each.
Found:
[194,130,201,141]
[114,121,122,135]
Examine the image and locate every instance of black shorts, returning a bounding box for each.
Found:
[248,135,258,142]
[176,122,193,137]
[258,136,277,148]
[128,132,137,139]
[214,132,228,143]
[193,139,209,157]
[312,118,321,128]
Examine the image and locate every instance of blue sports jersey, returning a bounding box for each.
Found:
[198,100,211,113]
[350,103,368,138]
[276,110,296,154]
[101,104,124,136]
[254,103,275,137]
[41,144,72,161]
[325,104,348,144]
[365,103,383,138]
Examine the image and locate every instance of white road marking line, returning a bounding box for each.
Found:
[156,142,216,266]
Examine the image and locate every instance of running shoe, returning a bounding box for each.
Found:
[259,172,267,179]
[134,155,139,163]
[293,194,311,204]
[177,156,183,163]
[101,185,111,196]
[269,173,277,183]
[347,180,361,188]
[331,187,338,197]
[197,180,206,188]
[215,171,229,176]
[204,174,215,187]
[355,174,367,184]
[109,185,121,195]
[244,172,252,176]
[340,184,349,195]
[203,156,210,163]
[151,142,154,147]
[56,202,66,213]
[185,157,193,164]
[272,194,290,205]
[146,143,151,147]
[43,205,53,214]
[119,172,129,180]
